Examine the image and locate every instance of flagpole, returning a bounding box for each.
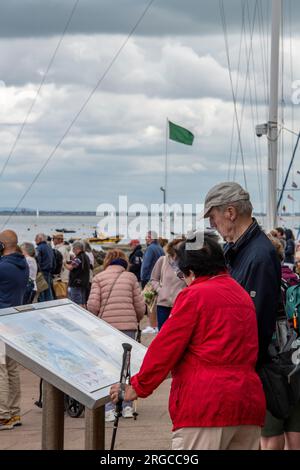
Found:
[163,118,168,238]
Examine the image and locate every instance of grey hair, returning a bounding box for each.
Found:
[217,200,253,218]
[72,240,85,251]
[148,230,158,239]
[20,242,36,257]
[36,233,47,242]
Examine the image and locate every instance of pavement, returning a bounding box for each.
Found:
[0,331,172,451]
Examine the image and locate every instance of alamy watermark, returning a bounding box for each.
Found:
[95,196,205,249]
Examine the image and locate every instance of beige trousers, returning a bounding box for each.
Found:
[0,357,21,420]
[172,426,261,451]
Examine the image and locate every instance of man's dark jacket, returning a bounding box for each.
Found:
[224,220,281,367]
[129,245,143,281]
[36,241,54,274]
[0,253,29,309]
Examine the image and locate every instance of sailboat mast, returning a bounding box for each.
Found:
[267,0,282,232]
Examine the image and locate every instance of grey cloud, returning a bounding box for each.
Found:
[0,34,279,105]
[0,0,281,38]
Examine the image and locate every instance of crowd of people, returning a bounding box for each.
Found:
[1,181,300,450]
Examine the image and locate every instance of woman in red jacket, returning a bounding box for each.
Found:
[110,233,266,450]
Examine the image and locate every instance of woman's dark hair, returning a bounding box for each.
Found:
[177,233,226,278]
[285,229,295,241]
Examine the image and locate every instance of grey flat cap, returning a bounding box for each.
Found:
[203,182,250,218]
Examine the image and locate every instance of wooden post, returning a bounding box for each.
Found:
[42,381,65,450]
[85,405,105,450]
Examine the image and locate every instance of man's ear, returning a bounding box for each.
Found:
[226,205,238,222]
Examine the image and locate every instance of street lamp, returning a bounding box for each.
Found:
[160,186,166,205]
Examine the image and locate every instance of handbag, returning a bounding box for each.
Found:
[258,324,300,420]
[36,272,49,294]
[53,280,68,299]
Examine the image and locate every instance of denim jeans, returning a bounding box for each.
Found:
[38,272,54,302]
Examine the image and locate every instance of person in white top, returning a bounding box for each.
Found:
[52,232,70,299]
[20,242,37,304]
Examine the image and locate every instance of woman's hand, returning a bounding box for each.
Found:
[109,383,138,403]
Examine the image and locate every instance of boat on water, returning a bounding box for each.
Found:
[88,232,124,245]
[55,228,76,234]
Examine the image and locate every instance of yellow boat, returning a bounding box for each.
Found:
[88,233,123,245]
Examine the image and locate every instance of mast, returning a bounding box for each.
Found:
[267,0,282,232]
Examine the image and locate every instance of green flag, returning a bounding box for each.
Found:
[169,120,194,146]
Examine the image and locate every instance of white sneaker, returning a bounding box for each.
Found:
[122,406,134,419]
[105,410,115,422]
[142,326,157,334]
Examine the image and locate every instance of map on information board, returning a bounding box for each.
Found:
[0,303,147,395]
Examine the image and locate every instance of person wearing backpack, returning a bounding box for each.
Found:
[261,235,300,451]
[52,232,70,299]
[35,233,54,302]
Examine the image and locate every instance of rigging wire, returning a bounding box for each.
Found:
[0,0,81,180]
[228,0,246,180]
[232,0,257,183]
[245,0,264,213]
[257,0,269,117]
[289,0,296,218]
[219,0,248,190]
[1,0,156,230]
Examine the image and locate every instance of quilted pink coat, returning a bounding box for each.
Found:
[87,265,145,331]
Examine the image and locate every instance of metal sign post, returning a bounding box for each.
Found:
[42,381,65,450]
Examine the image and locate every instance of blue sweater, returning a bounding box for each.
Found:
[141,242,165,283]
[0,253,29,309]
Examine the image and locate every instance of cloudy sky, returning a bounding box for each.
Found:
[0,0,300,213]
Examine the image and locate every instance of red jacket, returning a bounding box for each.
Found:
[131,273,266,431]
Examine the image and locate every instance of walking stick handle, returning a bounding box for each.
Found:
[110,343,132,451]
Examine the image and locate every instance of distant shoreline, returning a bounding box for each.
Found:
[0,211,97,216]
[0,211,294,217]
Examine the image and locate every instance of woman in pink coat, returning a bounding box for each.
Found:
[110,233,266,450]
[87,248,145,421]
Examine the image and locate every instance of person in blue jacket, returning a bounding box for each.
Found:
[141,231,165,289]
[35,233,54,302]
[0,230,29,430]
[140,231,165,335]
[203,182,281,368]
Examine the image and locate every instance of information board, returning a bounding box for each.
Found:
[0,300,147,409]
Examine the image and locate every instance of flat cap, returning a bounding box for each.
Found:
[203,182,250,218]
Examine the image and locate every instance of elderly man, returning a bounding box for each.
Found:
[141,231,165,289]
[35,233,54,302]
[203,182,281,367]
[0,230,29,430]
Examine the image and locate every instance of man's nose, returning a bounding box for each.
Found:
[209,218,216,229]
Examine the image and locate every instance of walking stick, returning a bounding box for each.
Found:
[132,324,142,421]
[110,343,132,451]
[34,378,43,408]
